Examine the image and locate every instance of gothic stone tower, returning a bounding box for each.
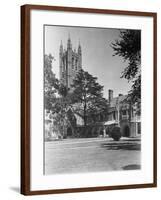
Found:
[59,36,82,91]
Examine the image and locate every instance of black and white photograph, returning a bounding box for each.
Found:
[20,4,157,195]
[44,25,141,175]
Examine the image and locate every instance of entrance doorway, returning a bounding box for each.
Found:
[123,125,130,137]
[67,127,73,137]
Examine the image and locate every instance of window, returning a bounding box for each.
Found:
[72,57,74,69]
[113,112,116,120]
[75,60,77,70]
[138,122,141,134]
[122,110,126,115]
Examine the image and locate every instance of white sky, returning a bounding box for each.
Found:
[44,25,131,98]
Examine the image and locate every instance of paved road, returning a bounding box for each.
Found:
[45,137,141,175]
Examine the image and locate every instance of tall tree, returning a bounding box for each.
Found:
[44,54,74,137]
[44,54,69,109]
[71,69,108,127]
[44,54,59,110]
[111,30,141,104]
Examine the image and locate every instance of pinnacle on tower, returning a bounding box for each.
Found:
[67,33,72,49]
[68,33,70,40]
[60,40,63,46]
[60,40,63,54]
[78,39,81,54]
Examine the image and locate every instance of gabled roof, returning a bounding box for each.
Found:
[108,95,128,108]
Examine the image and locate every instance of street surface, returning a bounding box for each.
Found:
[45,137,141,175]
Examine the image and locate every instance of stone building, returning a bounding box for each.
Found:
[59,36,82,90]
[106,89,141,137]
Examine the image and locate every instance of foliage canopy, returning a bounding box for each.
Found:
[111,30,141,104]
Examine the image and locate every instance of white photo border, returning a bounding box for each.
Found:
[30,9,154,191]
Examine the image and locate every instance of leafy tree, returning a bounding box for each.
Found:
[44,54,60,89]
[44,54,69,109]
[71,69,108,128]
[111,30,141,104]
[44,54,59,110]
[44,54,78,137]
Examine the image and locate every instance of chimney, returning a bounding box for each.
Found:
[108,89,113,102]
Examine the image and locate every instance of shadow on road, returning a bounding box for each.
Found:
[101,142,141,151]
[122,164,141,170]
[121,138,141,142]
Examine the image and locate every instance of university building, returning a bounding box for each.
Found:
[45,37,83,140]
[106,89,141,137]
[59,36,82,90]
[45,36,141,140]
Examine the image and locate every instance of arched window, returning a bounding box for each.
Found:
[75,59,77,70]
[72,57,74,69]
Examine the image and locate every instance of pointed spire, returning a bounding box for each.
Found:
[68,33,70,40]
[67,33,72,49]
[78,39,81,54]
[60,40,63,54]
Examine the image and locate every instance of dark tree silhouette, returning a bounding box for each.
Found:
[71,69,108,127]
[44,54,58,110]
[111,30,141,104]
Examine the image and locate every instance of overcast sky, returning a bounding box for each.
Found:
[45,25,131,99]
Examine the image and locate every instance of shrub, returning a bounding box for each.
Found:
[91,127,98,137]
[76,127,84,138]
[94,127,98,135]
[111,126,121,141]
[63,135,67,139]
[85,126,93,138]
